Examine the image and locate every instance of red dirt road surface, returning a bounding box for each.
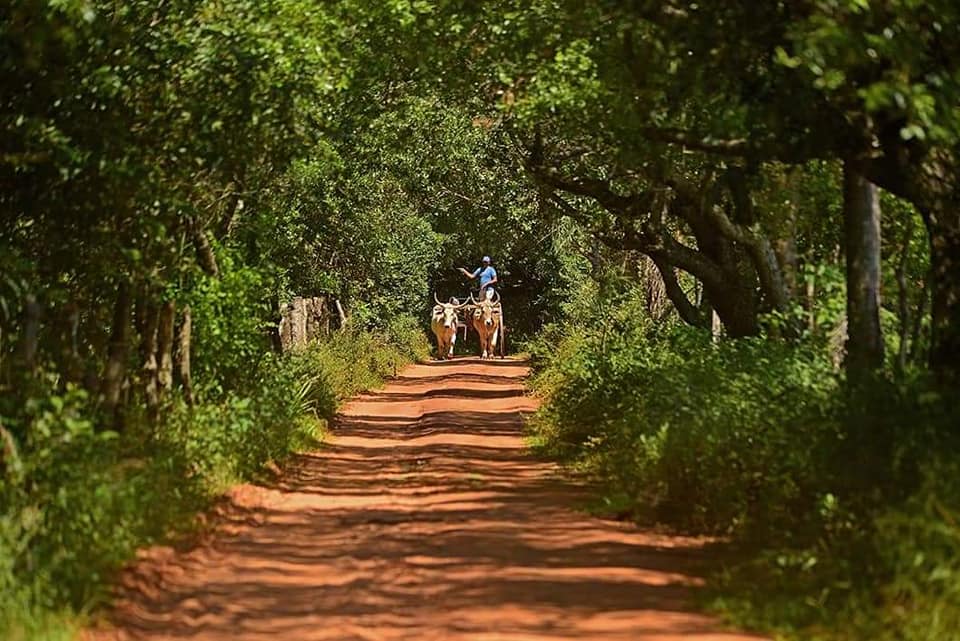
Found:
[90,358,768,641]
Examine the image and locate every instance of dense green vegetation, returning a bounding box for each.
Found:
[0,322,429,639]
[1,1,439,637]
[3,1,960,639]
[527,284,957,638]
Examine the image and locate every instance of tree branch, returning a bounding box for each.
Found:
[650,255,704,327]
[703,171,789,312]
[639,127,753,156]
[546,190,728,297]
[638,126,824,164]
[531,165,635,213]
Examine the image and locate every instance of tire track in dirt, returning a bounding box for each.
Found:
[89,357,767,641]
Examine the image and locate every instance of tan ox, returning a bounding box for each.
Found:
[469,291,502,359]
[431,294,467,359]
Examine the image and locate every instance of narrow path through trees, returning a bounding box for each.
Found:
[89,359,767,641]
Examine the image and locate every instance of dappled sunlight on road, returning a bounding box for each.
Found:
[89,357,768,641]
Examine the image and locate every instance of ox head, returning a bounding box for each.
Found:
[468,292,501,328]
[432,293,466,328]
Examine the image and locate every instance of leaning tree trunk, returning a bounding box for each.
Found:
[650,256,702,326]
[842,161,884,378]
[102,282,132,428]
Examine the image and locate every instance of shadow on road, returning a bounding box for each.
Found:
[94,359,765,641]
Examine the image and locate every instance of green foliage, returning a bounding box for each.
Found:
[259,150,444,322]
[186,252,274,394]
[530,303,840,535]
[529,298,959,640]
[0,379,198,629]
[0,321,424,639]
[4,2,959,640]
[329,95,568,340]
[870,465,960,641]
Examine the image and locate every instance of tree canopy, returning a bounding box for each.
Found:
[2,2,959,639]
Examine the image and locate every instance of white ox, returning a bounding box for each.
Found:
[430,294,467,359]
[469,291,502,359]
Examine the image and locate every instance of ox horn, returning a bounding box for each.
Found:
[434,292,442,305]
[491,291,500,304]
[468,293,477,305]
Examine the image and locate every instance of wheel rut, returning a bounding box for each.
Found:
[88,357,768,641]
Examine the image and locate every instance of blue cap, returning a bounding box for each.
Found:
[482,255,491,262]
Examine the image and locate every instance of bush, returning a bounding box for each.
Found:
[870,463,960,641]
[530,316,840,537]
[0,381,197,635]
[528,302,960,640]
[284,319,429,408]
[0,319,426,640]
[186,254,275,394]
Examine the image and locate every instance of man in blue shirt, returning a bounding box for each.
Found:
[459,256,498,299]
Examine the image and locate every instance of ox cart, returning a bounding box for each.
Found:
[432,291,507,360]
[457,291,506,359]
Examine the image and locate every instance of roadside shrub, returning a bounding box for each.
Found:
[530,317,840,536]
[383,313,432,363]
[186,253,275,394]
[870,462,960,641]
[529,303,960,640]
[0,319,425,640]
[0,381,197,631]
[288,320,430,406]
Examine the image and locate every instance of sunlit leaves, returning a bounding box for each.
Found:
[780,0,960,144]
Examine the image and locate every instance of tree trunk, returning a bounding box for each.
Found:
[20,294,41,372]
[704,276,759,338]
[268,294,283,353]
[157,300,176,393]
[922,211,960,385]
[102,282,132,428]
[190,217,220,277]
[639,255,670,320]
[287,299,307,350]
[138,299,160,422]
[650,256,701,326]
[334,298,348,329]
[895,217,915,375]
[704,176,790,314]
[842,162,884,377]
[175,305,193,405]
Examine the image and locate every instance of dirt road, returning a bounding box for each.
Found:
[92,358,767,641]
